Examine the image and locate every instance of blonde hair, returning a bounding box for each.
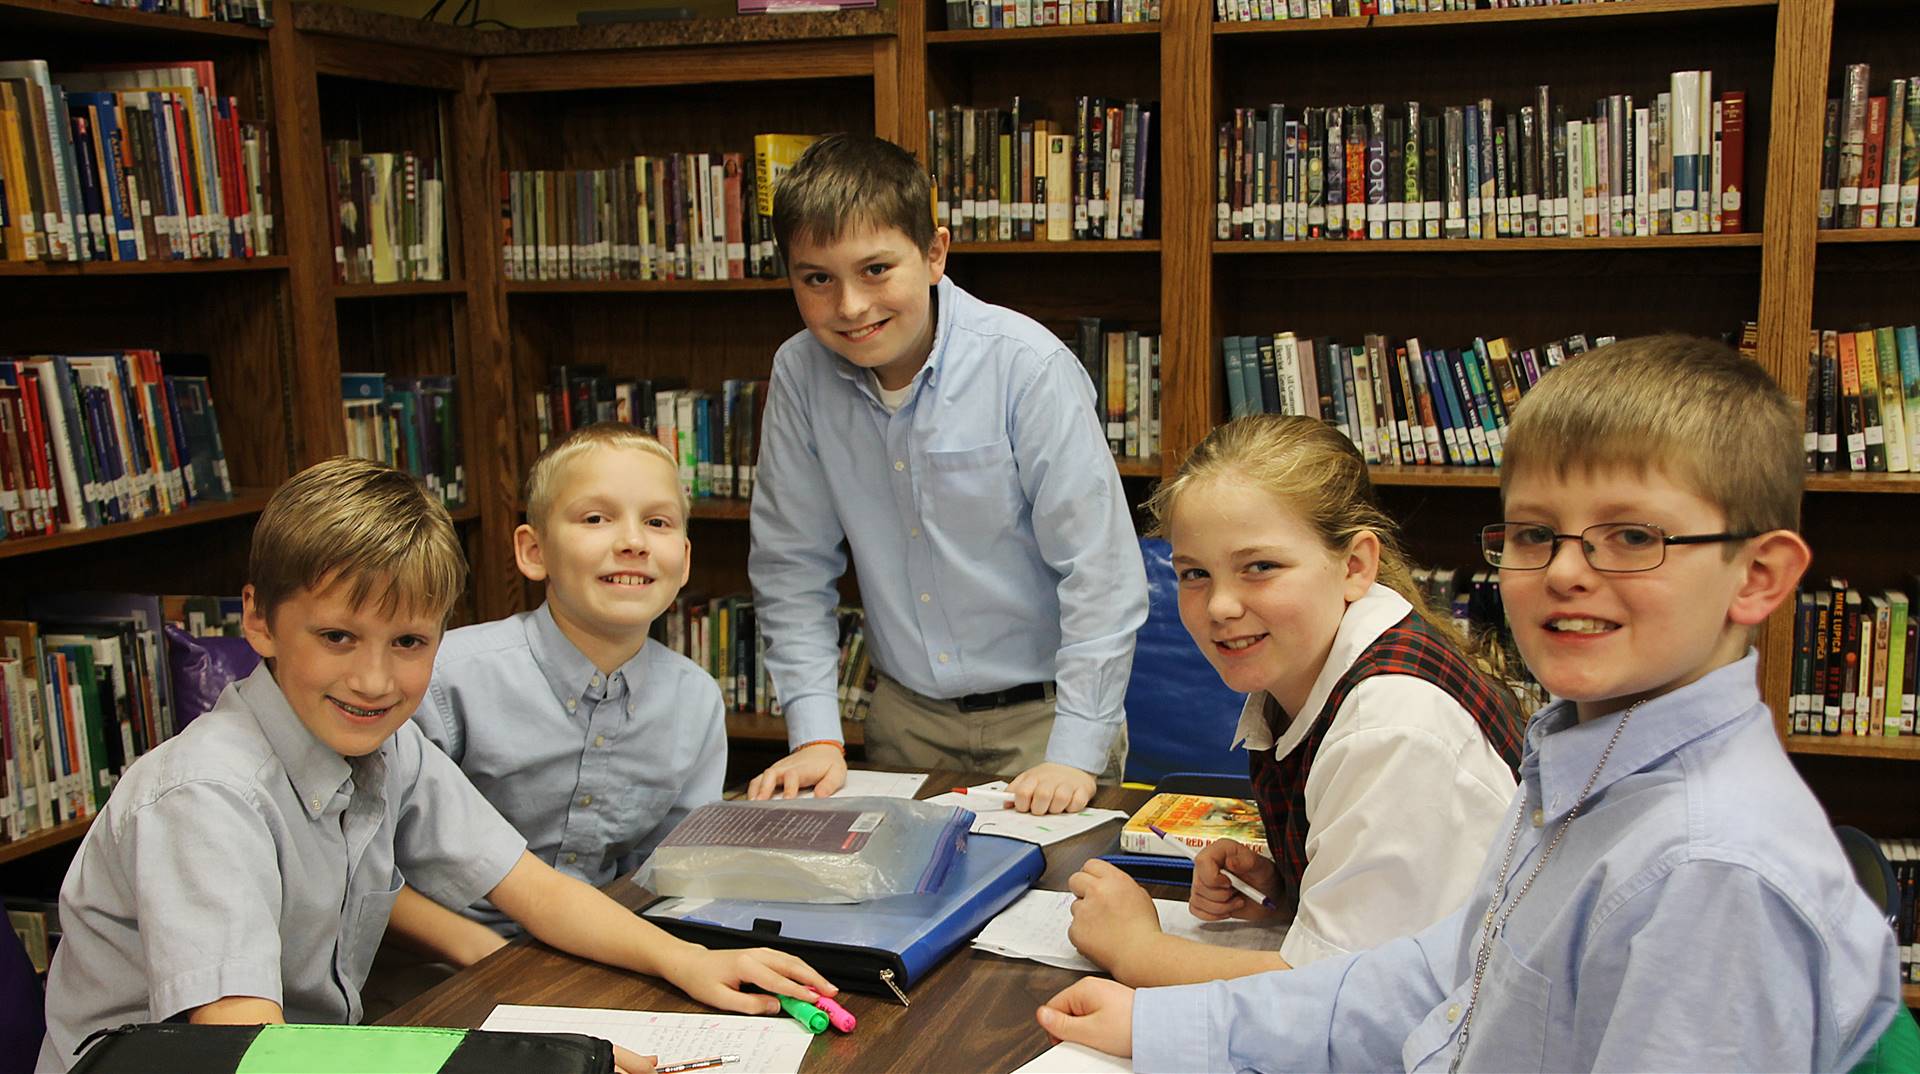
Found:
[1499,333,1803,536]
[1148,414,1489,669]
[250,456,465,624]
[524,422,686,530]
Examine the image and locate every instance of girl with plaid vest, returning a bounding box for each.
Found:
[1065,415,1526,987]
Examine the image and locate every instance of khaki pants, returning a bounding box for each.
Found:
[864,673,1127,784]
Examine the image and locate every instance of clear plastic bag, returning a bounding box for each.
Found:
[633,797,974,904]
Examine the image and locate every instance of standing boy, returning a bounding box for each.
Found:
[39,457,834,1073]
[1038,335,1901,1071]
[746,134,1147,815]
[405,423,722,935]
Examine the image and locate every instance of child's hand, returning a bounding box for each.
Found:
[1065,859,1162,981]
[1191,838,1281,922]
[1036,977,1135,1058]
[1008,761,1096,814]
[662,945,838,1015]
[612,1046,655,1074]
[746,743,846,800]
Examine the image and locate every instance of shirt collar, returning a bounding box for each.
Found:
[240,661,354,822]
[1528,650,1763,826]
[526,601,648,708]
[828,276,954,403]
[1231,583,1414,754]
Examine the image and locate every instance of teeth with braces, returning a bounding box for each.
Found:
[332,698,388,718]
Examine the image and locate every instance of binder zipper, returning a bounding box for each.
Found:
[879,968,910,1007]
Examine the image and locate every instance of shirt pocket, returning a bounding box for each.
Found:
[604,786,677,878]
[924,440,1023,541]
[1470,933,1553,1072]
[345,868,405,995]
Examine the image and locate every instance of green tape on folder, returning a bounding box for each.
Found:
[69,1022,615,1074]
[234,1025,465,1073]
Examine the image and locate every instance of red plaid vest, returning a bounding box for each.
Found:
[1247,611,1527,894]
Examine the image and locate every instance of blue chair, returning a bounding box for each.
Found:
[1122,538,1250,786]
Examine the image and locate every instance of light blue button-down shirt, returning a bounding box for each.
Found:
[748,276,1148,773]
[412,602,725,930]
[39,663,526,1072]
[1133,652,1900,1073]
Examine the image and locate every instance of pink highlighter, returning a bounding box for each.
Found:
[813,994,857,1033]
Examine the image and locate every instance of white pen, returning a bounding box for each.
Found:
[1149,823,1278,910]
[951,786,1015,809]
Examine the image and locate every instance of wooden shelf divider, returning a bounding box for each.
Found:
[504,278,789,295]
[1211,0,1777,35]
[333,280,470,299]
[1216,235,1763,255]
[0,256,288,277]
[726,711,865,747]
[952,240,1161,254]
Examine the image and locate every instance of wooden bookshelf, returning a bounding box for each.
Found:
[0,816,96,866]
[927,21,1160,46]
[726,711,866,747]
[505,278,789,295]
[1786,736,1920,761]
[333,280,471,299]
[952,240,1163,254]
[1215,235,1764,254]
[0,490,274,561]
[1115,455,1162,478]
[691,499,753,522]
[0,0,267,40]
[1211,0,1778,36]
[1816,227,1920,244]
[0,256,289,276]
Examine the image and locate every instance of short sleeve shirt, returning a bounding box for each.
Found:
[37,662,526,1073]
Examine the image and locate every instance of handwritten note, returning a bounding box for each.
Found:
[830,770,930,799]
[973,889,1281,972]
[479,1005,812,1074]
[1010,1041,1133,1073]
[921,782,1126,847]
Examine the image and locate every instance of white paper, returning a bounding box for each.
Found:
[973,889,1280,972]
[1010,1040,1134,1073]
[479,1005,813,1074]
[830,770,929,799]
[921,782,1127,848]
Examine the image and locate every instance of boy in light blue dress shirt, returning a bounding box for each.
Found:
[745,133,1148,816]
[405,423,724,934]
[39,457,835,1073]
[1038,335,1902,1072]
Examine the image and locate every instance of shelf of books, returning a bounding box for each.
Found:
[0,0,270,42]
[1210,0,1778,36]
[0,488,271,561]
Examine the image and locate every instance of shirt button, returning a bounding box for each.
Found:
[893,460,905,471]
[579,794,593,807]
[919,592,931,603]
[1531,808,1544,828]
[591,674,602,688]
[311,798,321,810]
[566,699,577,712]
[938,652,950,664]
[910,527,921,538]
[1446,1004,1461,1023]
[594,735,606,748]
[565,852,577,865]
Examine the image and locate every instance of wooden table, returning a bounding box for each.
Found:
[383,771,1169,1072]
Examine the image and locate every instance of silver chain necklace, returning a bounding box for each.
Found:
[1449,699,1645,1074]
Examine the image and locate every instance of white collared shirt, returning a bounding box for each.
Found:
[1234,584,1517,967]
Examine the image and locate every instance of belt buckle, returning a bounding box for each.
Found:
[956,692,997,713]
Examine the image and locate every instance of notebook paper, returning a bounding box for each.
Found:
[1010,1041,1133,1073]
[479,1005,811,1074]
[922,782,1127,847]
[973,889,1281,972]
[831,770,930,799]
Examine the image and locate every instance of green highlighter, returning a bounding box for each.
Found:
[778,994,831,1034]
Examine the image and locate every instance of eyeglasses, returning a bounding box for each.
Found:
[1480,522,1760,573]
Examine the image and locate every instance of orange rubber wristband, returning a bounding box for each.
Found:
[794,739,846,754]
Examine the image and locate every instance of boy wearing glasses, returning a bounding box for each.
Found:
[1037,334,1900,1072]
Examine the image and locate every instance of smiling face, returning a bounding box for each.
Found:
[515,444,690,672]
[243,577,442,758]
[787,220,950,391]
[1498,464,1760,722]
[1168,475,1376,715]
